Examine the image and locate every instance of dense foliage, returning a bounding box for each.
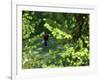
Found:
[22,11,89,69]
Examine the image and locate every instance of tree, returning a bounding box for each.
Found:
[22,11,89,69]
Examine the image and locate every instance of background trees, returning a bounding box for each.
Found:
[22,11,89,69]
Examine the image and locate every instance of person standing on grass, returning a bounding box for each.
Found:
[43,32,49,47]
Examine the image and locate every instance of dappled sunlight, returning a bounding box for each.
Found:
[22,11,89,69]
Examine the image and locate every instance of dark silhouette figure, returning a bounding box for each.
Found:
[43,32,49,47]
